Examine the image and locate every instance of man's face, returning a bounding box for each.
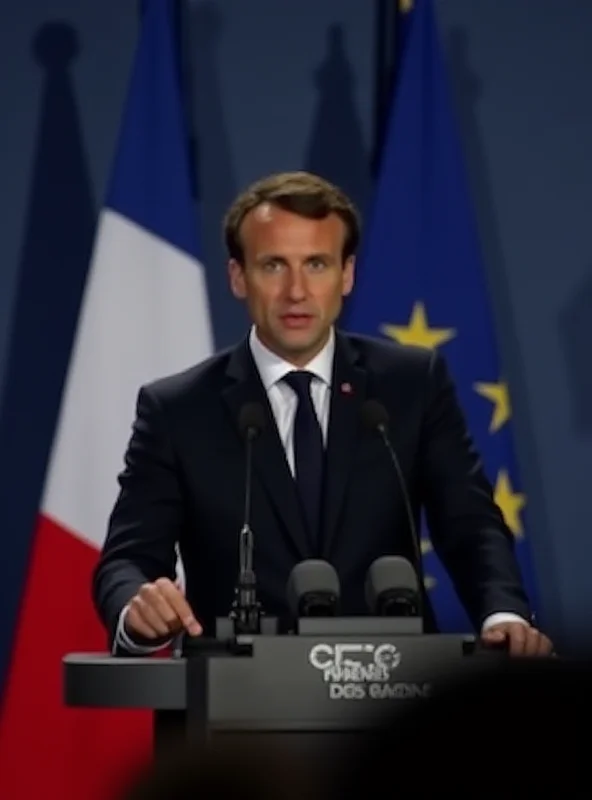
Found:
[228,203,355,366]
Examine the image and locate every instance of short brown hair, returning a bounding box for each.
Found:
[223,171,361,264]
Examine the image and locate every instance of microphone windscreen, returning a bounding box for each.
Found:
[286,559,340,618]
[361,399,389,430]
[365,555,419,613]
[238,402,266,439]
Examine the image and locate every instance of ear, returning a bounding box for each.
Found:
[342,255,355,297]
[228,259,247,299]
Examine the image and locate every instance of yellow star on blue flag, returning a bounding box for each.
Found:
[344,0,539,632]
[494,469,526,538]
[381,302,456,349]
[475,381,511,432]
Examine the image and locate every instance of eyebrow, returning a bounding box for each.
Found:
[256,252,334,263]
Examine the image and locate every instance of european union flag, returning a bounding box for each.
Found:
[346,0,539,631]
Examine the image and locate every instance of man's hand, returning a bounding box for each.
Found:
[481,621,553,657]
[125,577,202,640]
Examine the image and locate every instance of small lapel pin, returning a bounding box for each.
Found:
[340,382,353,395]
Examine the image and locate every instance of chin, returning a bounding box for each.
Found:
[265,323,328,359]
[279,332,319,351]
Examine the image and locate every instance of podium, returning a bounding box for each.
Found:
[63,617,506,757]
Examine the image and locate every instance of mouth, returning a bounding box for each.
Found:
[279,313,314,330]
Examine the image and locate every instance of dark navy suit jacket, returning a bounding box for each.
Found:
[92,331,531,649]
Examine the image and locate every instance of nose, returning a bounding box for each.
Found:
[285,267,307,302]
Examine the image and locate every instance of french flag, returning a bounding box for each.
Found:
[0,1,213,797]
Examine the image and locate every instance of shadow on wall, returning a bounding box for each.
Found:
[187,9,372,350]
[304,22,371,325]
[304,23,371,219]
[0,22,95,686]
[188,0,246,350]
[558,268,592,437]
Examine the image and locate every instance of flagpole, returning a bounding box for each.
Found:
[174,0,200,203]
[371,0,399,176]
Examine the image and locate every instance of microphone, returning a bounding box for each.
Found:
[229,402,266,635]
[365,555,421,619]
[286,559,340,619]
[361,399,424,621]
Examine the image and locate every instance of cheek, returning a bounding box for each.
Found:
[245,280,279,316]
[317,279,347,310]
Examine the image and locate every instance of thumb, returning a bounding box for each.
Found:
[482,628,506,641]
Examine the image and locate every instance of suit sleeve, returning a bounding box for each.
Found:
[92,385,184,646]
[418,349,532,630]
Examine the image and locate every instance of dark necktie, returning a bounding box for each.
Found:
[283,370,325,548]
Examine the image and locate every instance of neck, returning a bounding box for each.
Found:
[254,327,332,367]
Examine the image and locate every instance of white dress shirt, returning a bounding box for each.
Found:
[249,324,334,474]
[114,325,526,653]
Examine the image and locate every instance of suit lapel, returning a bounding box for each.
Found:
[321,333,367,558]
[221,339,310,559]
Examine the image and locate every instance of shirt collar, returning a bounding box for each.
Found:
[248,325,335,391]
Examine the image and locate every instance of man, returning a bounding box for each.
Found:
[93,171,552,657]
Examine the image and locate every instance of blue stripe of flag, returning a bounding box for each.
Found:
[105,0,199,260]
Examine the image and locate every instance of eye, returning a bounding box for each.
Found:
[308,258,327,271]
[261,259,284,272]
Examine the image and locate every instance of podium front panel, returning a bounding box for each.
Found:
[197,633,495,731]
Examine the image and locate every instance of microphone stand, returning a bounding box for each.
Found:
[376,422,425,623]
[229,425,262,635]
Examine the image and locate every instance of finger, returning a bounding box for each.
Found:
[522,627,542,657]
[154,578,202,635]
[482,629,505,642]
[507,624,528,656]
[481,629,506,649]
[140,583,185,634]
[128,596,170,638]
[522,628,553,658]
[536,633,554,657]
[126,604,161,639]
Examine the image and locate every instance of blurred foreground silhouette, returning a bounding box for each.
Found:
[337,656,592,796]
[119,657,591,799]
[118,735,322,800]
